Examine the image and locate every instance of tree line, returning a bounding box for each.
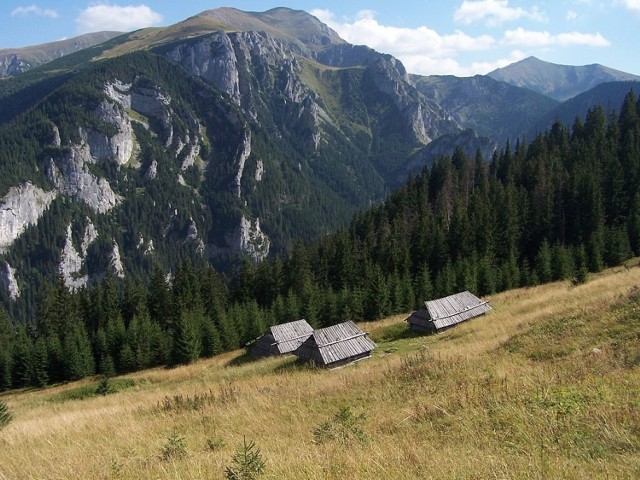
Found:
[1,91,640,391]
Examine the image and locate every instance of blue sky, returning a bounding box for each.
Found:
[2,1,639,76]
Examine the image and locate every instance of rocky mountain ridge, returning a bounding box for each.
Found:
[0,7,637,316]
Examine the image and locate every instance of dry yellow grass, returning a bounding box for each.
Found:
[1,264,640,479]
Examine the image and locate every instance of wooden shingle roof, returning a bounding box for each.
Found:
[251,319,313,356]
[424,291,491,330]
[295,321,376,367]
[270,319,314,354]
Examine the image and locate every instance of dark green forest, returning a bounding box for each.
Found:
[1,91,640,391]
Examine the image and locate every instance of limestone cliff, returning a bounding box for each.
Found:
[227,215,270,262]
[0,182,57,252]
[59,224,88,290]
[0,261,19,300]
[47,145,121,214]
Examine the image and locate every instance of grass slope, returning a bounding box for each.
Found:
[1,263,640,479]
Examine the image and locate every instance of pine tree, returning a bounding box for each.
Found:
[148,264,173,330]
[11,325,33,388]
[31,337,49,388]
[413,263,433,306]
[171,311,200,365]
[218,311,240,351]
[62,324,95,381]
[477,256,497,296]
[551,244,574,281]
[0,399,11,429]
[300,281,322,328]
[201,319,222,358]
[0,311,13,391]
[535,239,553,284]
[364,264,389,321]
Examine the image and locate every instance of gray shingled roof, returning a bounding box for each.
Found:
[295,321,376,366]
[251,319,313,356]
[424,291,491,330]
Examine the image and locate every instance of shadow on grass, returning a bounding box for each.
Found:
[370,322,427,343]
[225,350,257,367]
[273,357,317,374]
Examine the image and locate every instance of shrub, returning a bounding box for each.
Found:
[225,436,265,480]
[0,400,11,429]
[95,376,115,396]
[313,406,368,445]
[161,431,188,461]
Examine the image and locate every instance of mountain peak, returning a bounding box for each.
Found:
[187,7,344,49]
[487,56,640,101]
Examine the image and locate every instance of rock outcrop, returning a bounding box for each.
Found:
[47,145,121,214]
[0,182,57,252]
[59,224,88,290]
[0,261,20,300]
[109,242,125,278]
[229,215,270,262]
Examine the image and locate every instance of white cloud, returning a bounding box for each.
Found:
[619,0,640,13]
[503,27,611,47]
[566,10,578,21]
[11,5,58,18]
[310,8,611,76]
[454,0,546,27]
[76,4,163,34]
[312,9,495,75]
[402,50,526,77]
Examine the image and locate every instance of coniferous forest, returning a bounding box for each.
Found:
[1,92,639,392]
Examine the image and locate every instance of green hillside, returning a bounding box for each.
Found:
[1,262,639,479]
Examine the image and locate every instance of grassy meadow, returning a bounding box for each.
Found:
[1,263,640,479]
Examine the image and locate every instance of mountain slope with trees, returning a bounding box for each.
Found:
[1,7,640,337]
[1,90,639,391]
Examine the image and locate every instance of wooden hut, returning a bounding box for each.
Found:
[295,321,376,368]
[250,319,314,357]
[406,291,491,333]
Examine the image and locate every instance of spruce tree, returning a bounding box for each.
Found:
[0,399,11,429]
[535,239,553,284]
[201,319,222,358]
[31,337,49,388]
[171,311,201,365]
[364,264,389,321]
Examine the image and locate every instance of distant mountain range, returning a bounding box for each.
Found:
[0,32,123,77]
[488,55,640,101]
[1,7,640,316]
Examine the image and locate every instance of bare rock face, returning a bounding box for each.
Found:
[166,33,241,105]
[181,143,201,171]
[0,261,20,300]
[0,182,57,252]
[59,224,88,290]
[185,217,206,256]
[47,145,121,214]
[234,131,252,197]
[229,215,270,261]
[370,55,457,145]
[81,219,99,257]
[165,31,319,119]
[255,158,264,182]
[109,242,125,278]
[88,100,135,166]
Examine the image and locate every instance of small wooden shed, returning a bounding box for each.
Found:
[406,291,491,333]
[295,321,376,368]
[250,319,314,357]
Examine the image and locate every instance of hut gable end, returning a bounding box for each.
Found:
[251,319,313,357]
[295,321,376,367]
